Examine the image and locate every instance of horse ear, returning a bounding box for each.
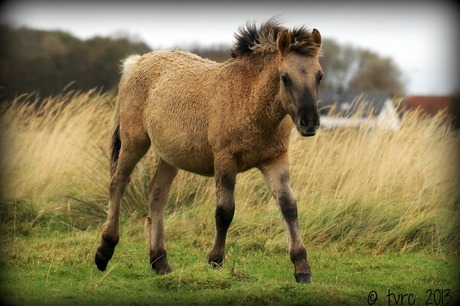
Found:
[277,29,291,56]
[311,29,321,46]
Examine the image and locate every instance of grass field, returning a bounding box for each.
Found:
[1,90,459,305]
[1,226,458,305]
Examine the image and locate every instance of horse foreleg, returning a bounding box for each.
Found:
[259,154,312,283]
[147,158,178,274]
[208,162,236,267]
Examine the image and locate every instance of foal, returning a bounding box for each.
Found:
[95,18,322,283]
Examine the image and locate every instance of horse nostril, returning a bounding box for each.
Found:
[300,118,308,127]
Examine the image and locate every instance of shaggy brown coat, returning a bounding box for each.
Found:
[95,17,322,283]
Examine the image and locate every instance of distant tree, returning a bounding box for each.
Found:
[349,50,404,95]
[190,45,230,63]
[319,39,404,95]
[320,39,360,93]
[0,25,151,102]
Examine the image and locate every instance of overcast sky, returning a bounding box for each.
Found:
[1,1,458,95]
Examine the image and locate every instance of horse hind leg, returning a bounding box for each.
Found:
[146,158,178,274]
[95,130,150,271]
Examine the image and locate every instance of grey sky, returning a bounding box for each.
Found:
[2,1,458,95]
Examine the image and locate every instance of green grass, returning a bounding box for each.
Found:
[1,222,458,306]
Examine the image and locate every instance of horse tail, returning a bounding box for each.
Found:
[109,96,121,175]
[110,54,142,172]
[110,118,121,169]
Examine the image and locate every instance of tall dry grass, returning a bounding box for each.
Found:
[0,90,113,220]
[1,90,458,253]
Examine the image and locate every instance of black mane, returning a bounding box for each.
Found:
[231,17,319,58]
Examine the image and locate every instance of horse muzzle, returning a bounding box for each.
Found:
[292,94,320,137]
[297,113,320,137]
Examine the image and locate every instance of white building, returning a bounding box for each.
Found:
[318,91,400,131]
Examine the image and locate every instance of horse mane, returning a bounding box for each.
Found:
[231,17,320,58]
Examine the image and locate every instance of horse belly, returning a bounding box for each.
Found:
[164,148,213,176]
[148,120,215,176]
[155,144,214,177]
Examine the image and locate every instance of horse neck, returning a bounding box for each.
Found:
[246,54,286,126]
[219,53,287,131]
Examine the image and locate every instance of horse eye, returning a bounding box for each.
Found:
[317,73,323,84]
[281,75,291,86]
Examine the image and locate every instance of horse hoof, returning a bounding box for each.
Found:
[95,253,109,271]
[152,263,172,275]
[94,237,118,271]
[151,258,172,275]
[150,250,172,275]
[295,273,312,283]
[208,256,224,268]
[209,261,224,269]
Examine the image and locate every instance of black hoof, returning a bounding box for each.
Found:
[95,253,109,271]
[150,250,172,275]
[208,256,224,268]
[94,237,118,271]
[209,261,224,268]
[295,273,312,283]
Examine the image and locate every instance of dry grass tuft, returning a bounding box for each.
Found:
[1,91,458,253]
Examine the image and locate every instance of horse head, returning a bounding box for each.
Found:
[276,28,323,136]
